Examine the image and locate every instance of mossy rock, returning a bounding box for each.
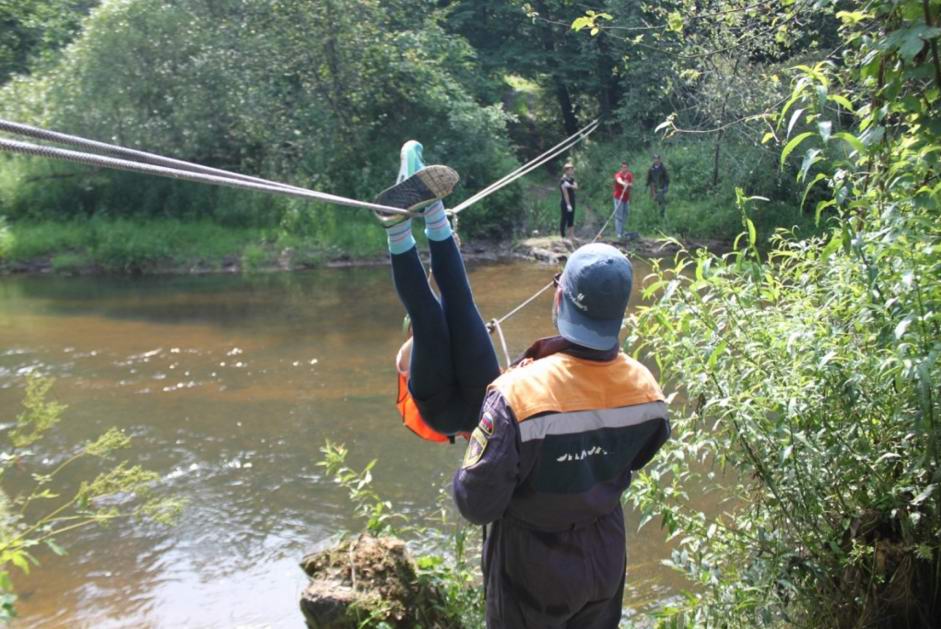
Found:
[299,534,461,629]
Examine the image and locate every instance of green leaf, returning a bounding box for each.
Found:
[911,484,935,507]
[787,108,805,138]
[799,148,822,183]
[815,199,836,224]
[836,10,871,26]
[801,172,828,210]
[45,540,67,557]
[667,12,684,33]
[834,131,865,155]
[747,219,757,247]
[817,121,832,143]
[828,94,855,112]
[780,132,814,168]
[571,16,594,32]
[894,317,912,340]
[895,25,941,62]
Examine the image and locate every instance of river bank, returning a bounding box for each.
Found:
[0,218,728,276]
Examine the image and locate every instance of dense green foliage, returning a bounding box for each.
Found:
[0,376,183,620]
[1,0,519,238]
[0,0,99,82]
[627,0,941,626]
[0,0,848,256]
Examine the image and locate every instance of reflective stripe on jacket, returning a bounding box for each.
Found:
[490,346,668,530]
[452,337,670,626]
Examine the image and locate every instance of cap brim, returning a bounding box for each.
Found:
[557,294,622,350]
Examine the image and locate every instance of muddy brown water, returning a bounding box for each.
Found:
[0,260,690,627]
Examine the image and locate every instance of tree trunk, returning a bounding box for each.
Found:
[554,78,578,136]
[595,34,621,121]
[532,0,578,136]
[712,128,724,188]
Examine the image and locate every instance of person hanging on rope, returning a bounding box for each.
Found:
[374,141,502,441]
[452,242,671,629]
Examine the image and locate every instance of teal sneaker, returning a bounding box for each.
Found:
[373,165,459,212]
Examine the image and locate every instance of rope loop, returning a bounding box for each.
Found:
[489,318,513,370]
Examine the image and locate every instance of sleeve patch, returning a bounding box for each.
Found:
[462,427,489,469]
[478,413,494,436]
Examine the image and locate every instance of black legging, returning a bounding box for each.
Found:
[560,202,575,238]
[391,230,501,435]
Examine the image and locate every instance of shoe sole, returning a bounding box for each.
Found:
[374,165,459,212]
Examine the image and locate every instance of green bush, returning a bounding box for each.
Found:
[239,243,267,273]
[626,1,940,624]
[318,442,484,627]
[0,0,519,238]
[0,376,183,620]
[50,252,87,273]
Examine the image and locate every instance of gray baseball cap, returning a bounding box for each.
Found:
[556,243,633,350]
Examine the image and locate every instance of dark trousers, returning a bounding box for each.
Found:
[482,510,626,628]
[391,237,500,435]
[560,203,575,238]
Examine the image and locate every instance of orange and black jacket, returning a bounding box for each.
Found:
[451,336,670,625]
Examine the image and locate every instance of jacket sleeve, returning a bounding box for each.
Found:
[452,390,520,525]
[630,417,671,471]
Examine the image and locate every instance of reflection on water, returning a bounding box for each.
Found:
[0,260,687,627]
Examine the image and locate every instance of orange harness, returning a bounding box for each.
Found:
[396,372,448,443]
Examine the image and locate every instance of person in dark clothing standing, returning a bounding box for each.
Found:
[453,243,671,629]
[646,155,669,218]
[559,162,578,238]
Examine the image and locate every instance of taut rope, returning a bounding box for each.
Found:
[0,136,415,216]
[0,119,309,194]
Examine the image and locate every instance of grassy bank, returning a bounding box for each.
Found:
[0,136,821,275]
[522,138,821,243]
[0,214,391,274]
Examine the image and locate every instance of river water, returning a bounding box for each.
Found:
[0,259,686,627]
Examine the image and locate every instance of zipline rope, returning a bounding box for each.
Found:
[0,137,415,216]
[0,118,308,194]
[0,117,600,220]
[0,115,611,343]
[486,200,620,334]
[449,119,599,215]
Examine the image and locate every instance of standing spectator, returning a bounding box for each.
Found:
[612,161,633,239]
[646,155,669,218]
[559,162,578,239]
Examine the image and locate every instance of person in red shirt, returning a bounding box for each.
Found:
[612,161,633,239]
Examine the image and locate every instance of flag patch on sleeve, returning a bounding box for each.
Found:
[462,427,489,468]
